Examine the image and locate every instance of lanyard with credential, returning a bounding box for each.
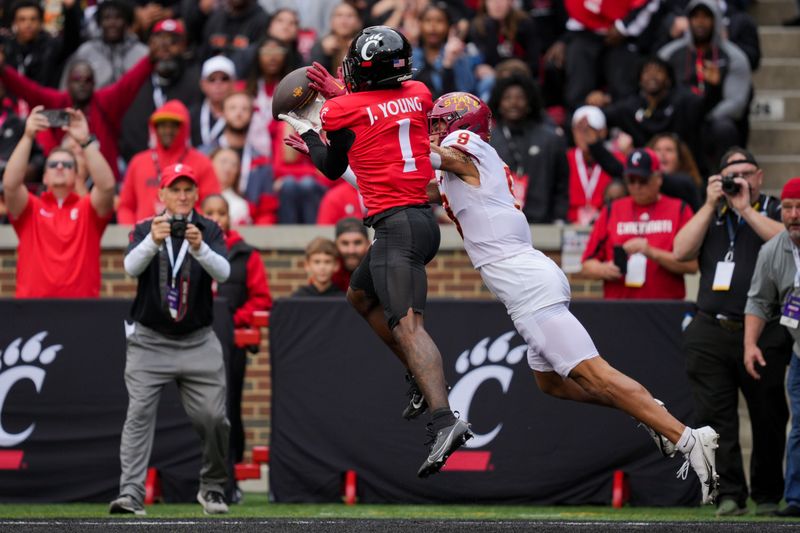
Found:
[575,149,602,205]
[792,243,800,289]
[165,236,190,288]
[723,213,744,262]
[200,100,226,145]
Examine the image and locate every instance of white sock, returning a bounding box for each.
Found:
[676,426,695,454]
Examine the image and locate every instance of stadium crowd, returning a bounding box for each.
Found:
[2,0,800,519]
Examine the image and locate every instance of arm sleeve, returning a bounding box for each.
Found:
[58,2,83,65]
[0,66,66,108]
[744,244,779,321]
[117,165,138,224]
[301,128,355,180]
[233,250,273,327]
[95,56,153,126]
[552,136,570,222]
[588,140,624,179]
[124,231,160,277]
[581,205,611,262]
[190,241,231,282]
[710,46,752,121]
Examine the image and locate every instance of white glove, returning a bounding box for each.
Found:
[296,97,324,131]
[278,112,314,135]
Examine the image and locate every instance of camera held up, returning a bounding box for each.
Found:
[721,174,742,196]
[170,214,187,239]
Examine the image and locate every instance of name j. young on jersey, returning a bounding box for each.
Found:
[365,96,424,126]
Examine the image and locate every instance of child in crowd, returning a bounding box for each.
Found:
[210,147,252,226]
[292,237,343,297]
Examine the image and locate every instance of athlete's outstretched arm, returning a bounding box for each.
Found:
[278,111,355,181]
[301,129,356,180]
[430,144,480,186]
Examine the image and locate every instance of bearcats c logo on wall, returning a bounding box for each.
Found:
[448,331,526,448]
[0,332,62,470]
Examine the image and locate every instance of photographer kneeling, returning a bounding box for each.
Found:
[673,148,792,516]
[110,163,232,516]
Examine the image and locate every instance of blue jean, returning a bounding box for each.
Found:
[787,353,800,506]
[277,176,326,224]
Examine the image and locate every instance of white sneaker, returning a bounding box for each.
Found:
[676,426,720,504]
[197,490,229,514]
[638,399,677,457]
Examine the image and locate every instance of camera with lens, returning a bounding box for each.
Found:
[169,214,187,239]
[721,174,742,195]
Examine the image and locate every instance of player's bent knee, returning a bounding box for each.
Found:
[347,288,374,315]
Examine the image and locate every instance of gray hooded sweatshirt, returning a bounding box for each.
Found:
[658,0,752,121]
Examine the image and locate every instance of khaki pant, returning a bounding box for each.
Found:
[118,323,229,504]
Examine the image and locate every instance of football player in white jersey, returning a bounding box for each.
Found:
[282,82,720,503]
[426,92,719,504]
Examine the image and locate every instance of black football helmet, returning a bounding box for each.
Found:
[342,26,413,93]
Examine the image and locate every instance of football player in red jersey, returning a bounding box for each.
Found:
[279,26,472,478]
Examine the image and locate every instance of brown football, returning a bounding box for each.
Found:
[272,66,319,120]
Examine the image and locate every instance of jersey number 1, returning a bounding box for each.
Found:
[396,118,417,173]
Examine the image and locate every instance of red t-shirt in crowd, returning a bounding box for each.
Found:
[10,192,111,297]
[317,182,366,224]
[581,195,693,299]
[320,80,433,217]
[566,148,621,224]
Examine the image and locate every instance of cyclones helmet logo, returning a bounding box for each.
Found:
[360,33,382,61]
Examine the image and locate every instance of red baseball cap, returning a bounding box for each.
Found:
[161,163,197,188]
[152,18,185,35]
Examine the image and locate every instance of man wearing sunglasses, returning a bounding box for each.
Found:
[190,56,236,147]
[2,106,115,297]
[581,147,698,299]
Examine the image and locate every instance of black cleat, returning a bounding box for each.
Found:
[402,373,428,420]
[417,418,473,478]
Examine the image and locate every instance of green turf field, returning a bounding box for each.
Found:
[0,493,797,521]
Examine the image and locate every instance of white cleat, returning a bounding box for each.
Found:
[676,426,720,504]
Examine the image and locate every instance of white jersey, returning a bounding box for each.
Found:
[437,130,533,268]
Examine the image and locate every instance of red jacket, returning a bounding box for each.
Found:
[225,230,272,327]
[1,56,152,180]
[117,100,220,224]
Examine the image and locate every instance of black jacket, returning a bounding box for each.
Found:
[127,211,227,336]
[490,120,569,223]
[602,86,716,164]
[3,2,82,87]
[198,3,270,62]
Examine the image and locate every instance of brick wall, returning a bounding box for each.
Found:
[0,246,602,460]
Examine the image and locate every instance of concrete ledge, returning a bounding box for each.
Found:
[0,223,568,252]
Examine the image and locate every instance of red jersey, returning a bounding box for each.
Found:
[320,80,433,217]
[566,148,620,224]
[10,192,111,298]
[582,195,692,299]
[565,0,648,31]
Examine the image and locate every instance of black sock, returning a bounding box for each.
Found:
[430,408,456,432]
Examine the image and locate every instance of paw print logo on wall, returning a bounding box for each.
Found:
[0,332,62,447]
[448,331,526,448]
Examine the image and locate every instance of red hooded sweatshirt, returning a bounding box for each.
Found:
[117,100,221,224]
